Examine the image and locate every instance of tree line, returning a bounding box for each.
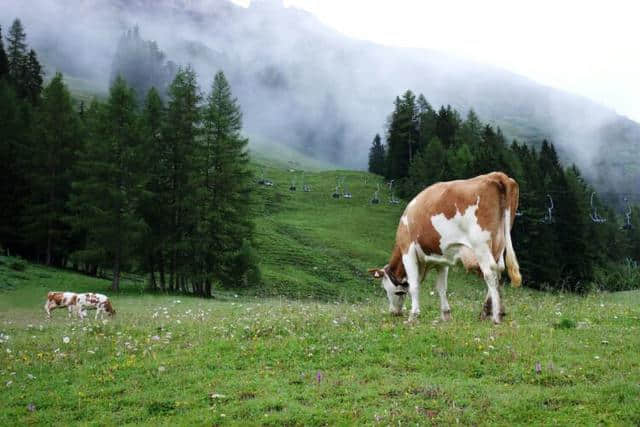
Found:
[0,19,259,295]
[369,90,640,291]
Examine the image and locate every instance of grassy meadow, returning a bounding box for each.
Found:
[1,155,640,425]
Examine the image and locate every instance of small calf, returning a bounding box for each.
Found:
[44,292,79,319]
[76,293,116,320]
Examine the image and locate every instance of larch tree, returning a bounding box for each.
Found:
[25,73,81,266]
[69,77,145,291]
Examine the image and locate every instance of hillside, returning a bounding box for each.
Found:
[4,0,639,202]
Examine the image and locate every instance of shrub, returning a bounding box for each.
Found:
[592,259,640,292]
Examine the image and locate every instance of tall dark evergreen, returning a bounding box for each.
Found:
[69,77,144,291]
[22,49,43,104]
[368,133,385,175]
[138,87,168,291]
[385,90,419,180]
[163,66,201,291]
[6,19,26,84]
[196,70,256,291]
[25,73,81,266]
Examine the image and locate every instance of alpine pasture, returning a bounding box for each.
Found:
[1,156,639,425]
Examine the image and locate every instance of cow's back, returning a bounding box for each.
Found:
[398,172,515,259]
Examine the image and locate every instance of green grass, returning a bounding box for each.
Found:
[2,155,640,424]
[2,260,640,425]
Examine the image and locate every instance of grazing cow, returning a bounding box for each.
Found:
[369,172,521,324]
[76,293,116,320]
[44,292,79,319]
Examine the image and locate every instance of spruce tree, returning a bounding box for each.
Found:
[196,70,255,291]
[25,73,81,265]
[138,87,168,291]
[163,66,201,291]
[6,19,26,86]
[22,49,43,104]
[69,77,144,291]
[368,133,385,175]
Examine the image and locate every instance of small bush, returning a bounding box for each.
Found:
[554,318,576,329]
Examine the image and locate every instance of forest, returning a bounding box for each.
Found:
[0,19,258,295]
[369,91,640,291]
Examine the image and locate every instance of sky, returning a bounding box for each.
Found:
[233,0,640,123]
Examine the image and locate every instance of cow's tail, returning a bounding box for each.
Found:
[501,175,521,287]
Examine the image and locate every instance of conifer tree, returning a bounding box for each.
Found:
[196,70,256,291]
[22,49,43,104]
[368,133,385,175]
[25,73,81,265]
[6,19,26,84]
[138,87,167,291]
[69,77,144,291]
[163,66,201,291]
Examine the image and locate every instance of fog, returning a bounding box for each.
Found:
[2,0,638,196]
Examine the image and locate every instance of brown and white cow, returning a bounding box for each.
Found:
[44,292,79,319]
[75,293,116,320]
[369,172,521,324]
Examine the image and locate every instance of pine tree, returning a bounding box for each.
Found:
[368,133,385,175]
[385,91,418,180]
[6,19,26,86]
[69,77,144,291]
[0,26,9,80]
[25,73,81,265]
[138,87,168,291]
[406,136,445,195]
[163,66,201,291]
[22,49,43,104]
[196,70,256,291]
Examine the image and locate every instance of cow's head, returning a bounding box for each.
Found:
[104,300,116,316]
[368,266,407,315]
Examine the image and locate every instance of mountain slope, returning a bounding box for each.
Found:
[4,0,638,200]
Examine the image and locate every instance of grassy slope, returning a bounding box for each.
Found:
[1,259,640,425]
[248,147,405,301]
[2,146,640,424]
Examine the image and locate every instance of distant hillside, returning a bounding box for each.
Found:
[5,0,639,201]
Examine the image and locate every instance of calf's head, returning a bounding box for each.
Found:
[368,266,407,315]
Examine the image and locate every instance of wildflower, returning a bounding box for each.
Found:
[27,374,35,380]
[27,403,36,412]
[158,366,166,372]
[6,381,12,387]
[63,336,70,344]
[535,362,542,374]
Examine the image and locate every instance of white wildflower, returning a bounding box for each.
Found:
[158,366,166,372]
[63,336,70,344]
[6,381,12,387]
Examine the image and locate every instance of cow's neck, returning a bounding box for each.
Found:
[387,246,407,284]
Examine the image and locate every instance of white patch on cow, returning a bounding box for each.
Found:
[407,198,417,209]
[430,198,491,259]
[401,215,409,227]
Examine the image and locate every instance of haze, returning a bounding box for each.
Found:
[232,0,640,123]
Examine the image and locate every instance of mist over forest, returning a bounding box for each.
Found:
[3,0,639,203]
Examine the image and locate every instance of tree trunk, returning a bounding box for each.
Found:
[112,250,121,292]
[159,249,166,291]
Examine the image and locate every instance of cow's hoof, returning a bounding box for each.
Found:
[441,310,452,321]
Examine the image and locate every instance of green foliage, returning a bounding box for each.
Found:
[367,133,385,175]
[376,90,640,290]
[69,76,145,291]
[593,259,640,292]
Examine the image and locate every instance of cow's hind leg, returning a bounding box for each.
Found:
[476,245,502,324]
[435,266,451,321]
[403,244,421,322]
[481,287,506,321]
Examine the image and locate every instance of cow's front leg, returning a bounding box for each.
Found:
[403,246,421,322]
[436,266,451,321]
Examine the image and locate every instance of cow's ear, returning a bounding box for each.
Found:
[367,268,385,279]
